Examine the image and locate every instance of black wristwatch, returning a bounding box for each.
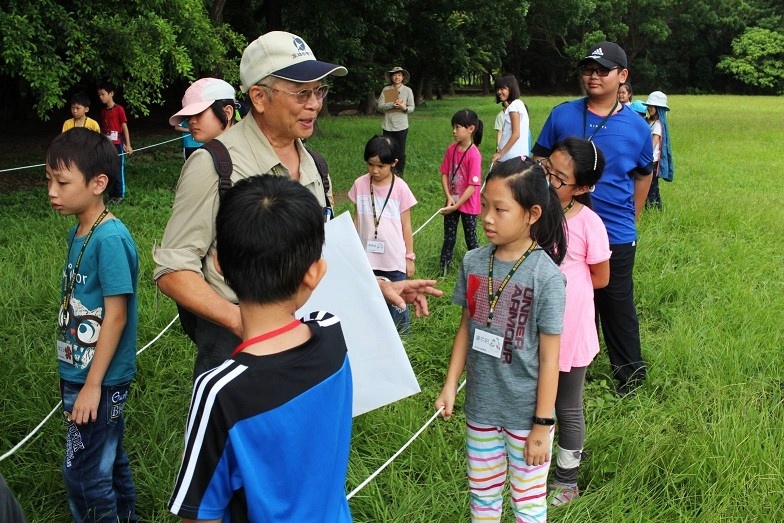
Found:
[532,416,556,426]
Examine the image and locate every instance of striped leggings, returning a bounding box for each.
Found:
[466,420,553,522]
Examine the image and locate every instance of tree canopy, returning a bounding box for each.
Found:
[0,0,781,121]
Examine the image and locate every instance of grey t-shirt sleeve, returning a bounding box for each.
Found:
[536,271,566,335]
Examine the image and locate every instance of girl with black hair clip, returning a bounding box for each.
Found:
[540,137,611,505]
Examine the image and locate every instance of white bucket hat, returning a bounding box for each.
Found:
[643,91,669,109]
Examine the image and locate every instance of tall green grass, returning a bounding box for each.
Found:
[1,95,782,522]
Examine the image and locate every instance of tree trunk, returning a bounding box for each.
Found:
[209,0,228,23]
[359,91,376,115]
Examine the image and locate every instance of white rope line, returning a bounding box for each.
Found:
[347,379,466,499]
[0,402,62,462]
[0,135,184,173]
[119,135,184,155]
[136,314,180,356]
[0,314,179,462]
[413,209,441,236]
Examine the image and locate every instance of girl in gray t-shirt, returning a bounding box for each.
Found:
[435,157,566,523]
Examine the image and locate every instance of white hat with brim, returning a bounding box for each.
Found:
[239,31,347,93]
[169,78,236,126]
[385,66,410,84]
[642,91,669,109]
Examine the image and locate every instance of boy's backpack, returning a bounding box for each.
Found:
[176,139,333,344]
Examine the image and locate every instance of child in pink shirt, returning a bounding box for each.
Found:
[349,135,417,334]
[540,137,611,505]
[438,109,484,277]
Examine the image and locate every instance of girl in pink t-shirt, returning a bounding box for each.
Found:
[540,137,611,505]
[348,135,417,334]
[438,109,484,277]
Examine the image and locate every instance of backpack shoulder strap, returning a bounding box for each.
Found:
[201,140,233,197]
[305,147,331,207]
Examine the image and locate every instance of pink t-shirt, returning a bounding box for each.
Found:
[559,205,612,371]
[439,142,482,215]
[348,174,417,273]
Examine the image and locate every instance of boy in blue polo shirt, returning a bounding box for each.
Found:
[168,175,353,522]
[45,127,139,522]
[533,41,653,397]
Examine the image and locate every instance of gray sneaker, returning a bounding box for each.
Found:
[549,482,579,506]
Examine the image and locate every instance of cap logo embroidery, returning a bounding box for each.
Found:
[592,47,604,57]
[291,36,313,59]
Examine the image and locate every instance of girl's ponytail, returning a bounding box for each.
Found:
[533,184,567,265]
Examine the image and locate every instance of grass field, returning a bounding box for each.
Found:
[1,94,783,522]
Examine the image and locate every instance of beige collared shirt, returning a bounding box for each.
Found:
[153,114,331,303]
[377,84,415,131]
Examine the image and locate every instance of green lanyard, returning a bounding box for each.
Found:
[59,209,109,331]
[486,241,537,327]
[369,174,395,240]
[562,198,576,214]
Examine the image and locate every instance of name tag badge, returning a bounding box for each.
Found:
[366,240,385,254]
[57,339,74,364]
[472,328,503,359]
[108,130,119,142]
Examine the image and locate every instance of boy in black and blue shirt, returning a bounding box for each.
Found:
[168,175,353,522]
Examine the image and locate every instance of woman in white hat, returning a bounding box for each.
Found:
[642,91,673,209]
[377,66,415,176]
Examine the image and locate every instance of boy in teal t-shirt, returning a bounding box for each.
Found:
[45,127,139,522]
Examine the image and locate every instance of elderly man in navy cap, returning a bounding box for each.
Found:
[154,31,347,379]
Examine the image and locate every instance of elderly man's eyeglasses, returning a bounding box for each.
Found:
[260,84,330,104]
[538,159,579,189]
[579,66,618,77]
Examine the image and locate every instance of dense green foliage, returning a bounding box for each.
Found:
[1,0,782,121]
[0,95,783,521]
[0,0,244,119]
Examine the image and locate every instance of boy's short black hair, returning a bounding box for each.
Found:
[70,92,91,108]
[97,81,115,94]
[216,175,325,305]
[45,128,118,186]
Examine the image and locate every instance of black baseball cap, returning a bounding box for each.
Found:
[578,41,628,69]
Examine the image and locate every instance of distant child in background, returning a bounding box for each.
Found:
[45,128,139,522]
[643,91,673,210]
[630,99,647,118]
[349,135,417,334]
[618,82,633,105]
[492,74,530,163]
[97,83,132,201]
[168,77,238,156]
[168,175,353,522]
[435,157,566,523]
[438,109,484,277]
[540,138,611,505]
[62,93,101,133]
[494,102,507,149]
